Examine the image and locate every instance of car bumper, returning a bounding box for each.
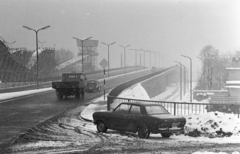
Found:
[151,127,184,134]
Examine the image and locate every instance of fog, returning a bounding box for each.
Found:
[1,0,240,80]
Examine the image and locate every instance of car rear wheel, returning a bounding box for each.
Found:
[161,133,171,138]
[137,126,150,139]
[97,121,107,133]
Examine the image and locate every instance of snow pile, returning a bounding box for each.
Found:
[118,83,150,100]
[184,111,240,138]
[111,83,150,109]
[193,152,240,154]
[0,87,53,102]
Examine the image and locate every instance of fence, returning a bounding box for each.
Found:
[108,96,240,118]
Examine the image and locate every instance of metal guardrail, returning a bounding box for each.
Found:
[108,96,240,118]
[0,66,141,89]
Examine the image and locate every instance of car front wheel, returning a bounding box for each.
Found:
[137,126,150,139]
[161,133,171,138]
[97,121,107,133]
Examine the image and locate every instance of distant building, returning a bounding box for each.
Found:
[225,68,240,96]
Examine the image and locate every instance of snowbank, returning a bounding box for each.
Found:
[0,87,53,102]
[184,111,240,138]
[110,83,150,109]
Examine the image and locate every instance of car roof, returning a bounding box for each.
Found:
[120,102,162,106]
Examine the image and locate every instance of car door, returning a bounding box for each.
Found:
[127,105,142,132]
[109,104,131,130]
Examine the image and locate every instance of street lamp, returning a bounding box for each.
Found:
[142,50,147,67]
[153,51,156,67]
[146,50,152,67]
[23,25,50,89]
[73,37,92,72]
[181,55,192,102]
[130,49,142,70]
[119,44,131,74]
[38,40,46,49]
[101,42,116,78]
[174,60,182,100]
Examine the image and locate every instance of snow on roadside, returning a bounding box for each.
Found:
[184,111,240,137]
[193,152,240,154]
[0,87,53,102]
[111,83,150,109]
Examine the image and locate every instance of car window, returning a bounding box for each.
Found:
[145,105,169,115]
[114,104,130,114]
[130,105,141,115]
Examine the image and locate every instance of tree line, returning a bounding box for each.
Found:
[196,45,240,90]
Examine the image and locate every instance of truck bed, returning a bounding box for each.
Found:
[52,81,80,89]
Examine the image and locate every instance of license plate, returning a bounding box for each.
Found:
[171,122,180,127]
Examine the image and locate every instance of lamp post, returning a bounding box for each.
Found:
[143,50,147,67]
[38,40,46,49]
[73,37,92,72]
[137,53,142,66]
[148,50,152,67]
[130,49,142,70]
[181,55,192,102]
[23,25,50,89]
[153,51,157,67]
[174,61,182,100]
[158,52,161,68]
[101,42,116,78]
[119,44,131,74]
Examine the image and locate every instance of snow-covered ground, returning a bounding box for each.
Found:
[82,82,240,154]
[1,83,240,153]
[0,87,53,102]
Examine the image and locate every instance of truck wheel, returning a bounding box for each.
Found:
[75,89,80,99]
[81,89,85,99]
[75,93,80,99]
[57,92,63,100]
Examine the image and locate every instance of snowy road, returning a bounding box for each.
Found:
[2,101,240,154]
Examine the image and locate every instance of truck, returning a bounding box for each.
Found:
[52,72,87,100]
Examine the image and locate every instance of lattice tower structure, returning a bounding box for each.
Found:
[0,40,34,82]
[30,48,56,81]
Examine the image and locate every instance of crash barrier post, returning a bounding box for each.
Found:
[174,103,176,115]
[107,66,177,111]
[108,96,240,118]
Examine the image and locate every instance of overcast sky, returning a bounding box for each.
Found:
[1,0,240,77]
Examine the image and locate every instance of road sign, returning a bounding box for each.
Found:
[99,58,109,69]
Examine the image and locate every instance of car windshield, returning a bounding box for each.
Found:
[145,105,169,115]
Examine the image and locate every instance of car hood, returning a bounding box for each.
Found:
[150,114,185,121]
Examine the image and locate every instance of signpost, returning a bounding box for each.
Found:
[99,58,109,100]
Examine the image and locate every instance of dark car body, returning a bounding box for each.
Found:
[93,102,186,139]
[86,80,101,93]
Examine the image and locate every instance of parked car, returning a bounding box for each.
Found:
[86,80,101,93]
[92,102,186,139]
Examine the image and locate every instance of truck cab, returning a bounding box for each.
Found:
[62,73,87,82]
